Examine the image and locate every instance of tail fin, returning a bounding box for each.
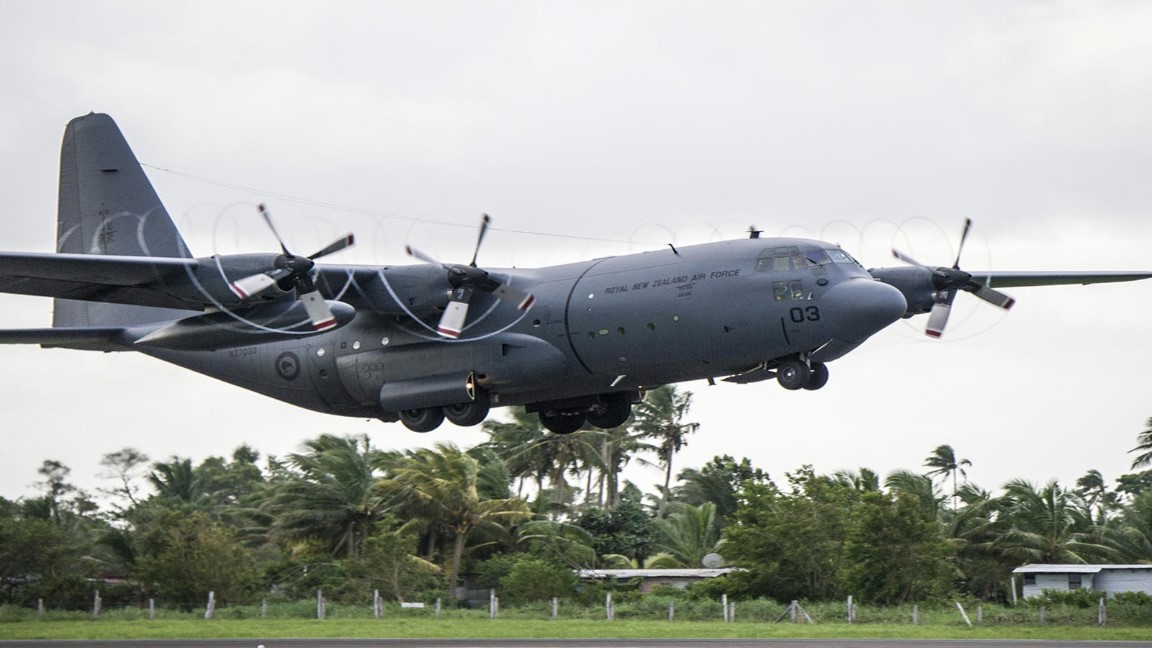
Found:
[53,113,193,328]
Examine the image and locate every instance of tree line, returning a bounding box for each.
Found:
[3,386,1151,610]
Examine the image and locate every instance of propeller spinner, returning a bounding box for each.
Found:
[406,214,535,339]
[892,218,1015,338]
[228,204,354,331]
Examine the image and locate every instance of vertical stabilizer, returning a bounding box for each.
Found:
[53,113,194,327]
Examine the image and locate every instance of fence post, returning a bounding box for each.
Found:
[606,591,614,621]
[148,598,155,621]
[789,600,798,623]
[317,589,325,620]
[551,597,558,620]
[912,604,919,625]
[729,601,736,623]
[204,591,215,620]
[977,605,983,625]
[847,595,855,623]
[668,601,675,621]
[435,597,441,619]
[92,590,101,620]
[37,599,44,617]
[1098,597,1106,627]
[1039,605,1046,626]
[722,593,729,622]
[260,598,267,619]
[956,601,972,627]
[489,589,497,619]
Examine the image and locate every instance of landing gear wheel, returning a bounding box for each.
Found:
[803,362,829,391]
[776,359,811,391]
[444,390,491,427]
[399,407,445,433]
[540,409,586,435]
[586,394,632,429]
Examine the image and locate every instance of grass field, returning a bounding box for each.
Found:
[1,614,1150,642]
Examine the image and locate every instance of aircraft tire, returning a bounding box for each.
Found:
[540,410,586,435]
[803,362,829,391]
[399,407,445,433]
[586,394,631,429]
[444,390,491,427]
[776,359,811,390]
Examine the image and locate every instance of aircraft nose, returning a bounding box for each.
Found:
[823,278,908,341]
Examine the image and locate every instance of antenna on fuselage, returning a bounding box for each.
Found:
[748,225,761,239]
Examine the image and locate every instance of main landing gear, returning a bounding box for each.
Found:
[396,389,492,433]
[775,358,829,391]
[533,392,638,434]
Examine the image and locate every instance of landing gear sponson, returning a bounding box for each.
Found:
[387,390,640,434]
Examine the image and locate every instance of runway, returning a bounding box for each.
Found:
[3,640,1152,648]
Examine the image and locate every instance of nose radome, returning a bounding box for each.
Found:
[823,278,908,341]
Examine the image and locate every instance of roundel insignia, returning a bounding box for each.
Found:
[275,352,300,381]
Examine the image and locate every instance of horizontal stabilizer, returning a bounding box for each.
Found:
[0,327,128,351]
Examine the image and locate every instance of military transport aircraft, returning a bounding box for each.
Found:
[1,113,1149,434]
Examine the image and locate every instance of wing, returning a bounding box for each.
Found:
[972,271,1152,288]
[0,251,201,310]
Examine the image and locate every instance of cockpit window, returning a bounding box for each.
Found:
[825,248,859,265]
[755,246,818,273]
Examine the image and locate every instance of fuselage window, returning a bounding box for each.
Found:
[773,280,804,301]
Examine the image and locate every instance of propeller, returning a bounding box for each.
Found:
[406,214,535,339]
[228,204,355,331]
[892,218,1015,338]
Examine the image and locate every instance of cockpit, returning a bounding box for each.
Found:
[754,244,866,302]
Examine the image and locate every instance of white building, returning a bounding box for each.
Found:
[1012,564,1152,598]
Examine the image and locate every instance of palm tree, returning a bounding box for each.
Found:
[482,408,602,515]
[924,445,971,512]
[674,455,768,525]
[884,470,944,521]
[632,385,699,518]
[647,501,723,568]
[264,434,394,558]
[149,457,200,503]
[380,443,531,598]
[1075,469,1119,524]
[993,479,1118,564]
[596,425,654,508]
[1129,417,1152,469]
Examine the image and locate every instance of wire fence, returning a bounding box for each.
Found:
[5,593,1152,627]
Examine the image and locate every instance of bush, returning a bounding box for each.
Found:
[1026,588,1102,609]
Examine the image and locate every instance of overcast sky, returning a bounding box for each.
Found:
[1,1,1150,504]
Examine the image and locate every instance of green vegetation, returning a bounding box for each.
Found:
[2,388,1152,638]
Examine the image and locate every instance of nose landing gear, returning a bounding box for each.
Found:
[776,358,829,391]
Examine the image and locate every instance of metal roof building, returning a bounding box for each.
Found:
[1012,564,1152,599]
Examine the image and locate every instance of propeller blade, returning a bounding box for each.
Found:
[952,217,973,269]
[892,248,926,268]
[437,300,470,339]
[971,283,1016,310]
[258,203,291,256]
[406,245,442,267]
[492,283,536,311]
[299,290,338,331]
[309,234,355,260]
[469,214,491,268]
[925,302,952,338]
[229,273,279,299]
